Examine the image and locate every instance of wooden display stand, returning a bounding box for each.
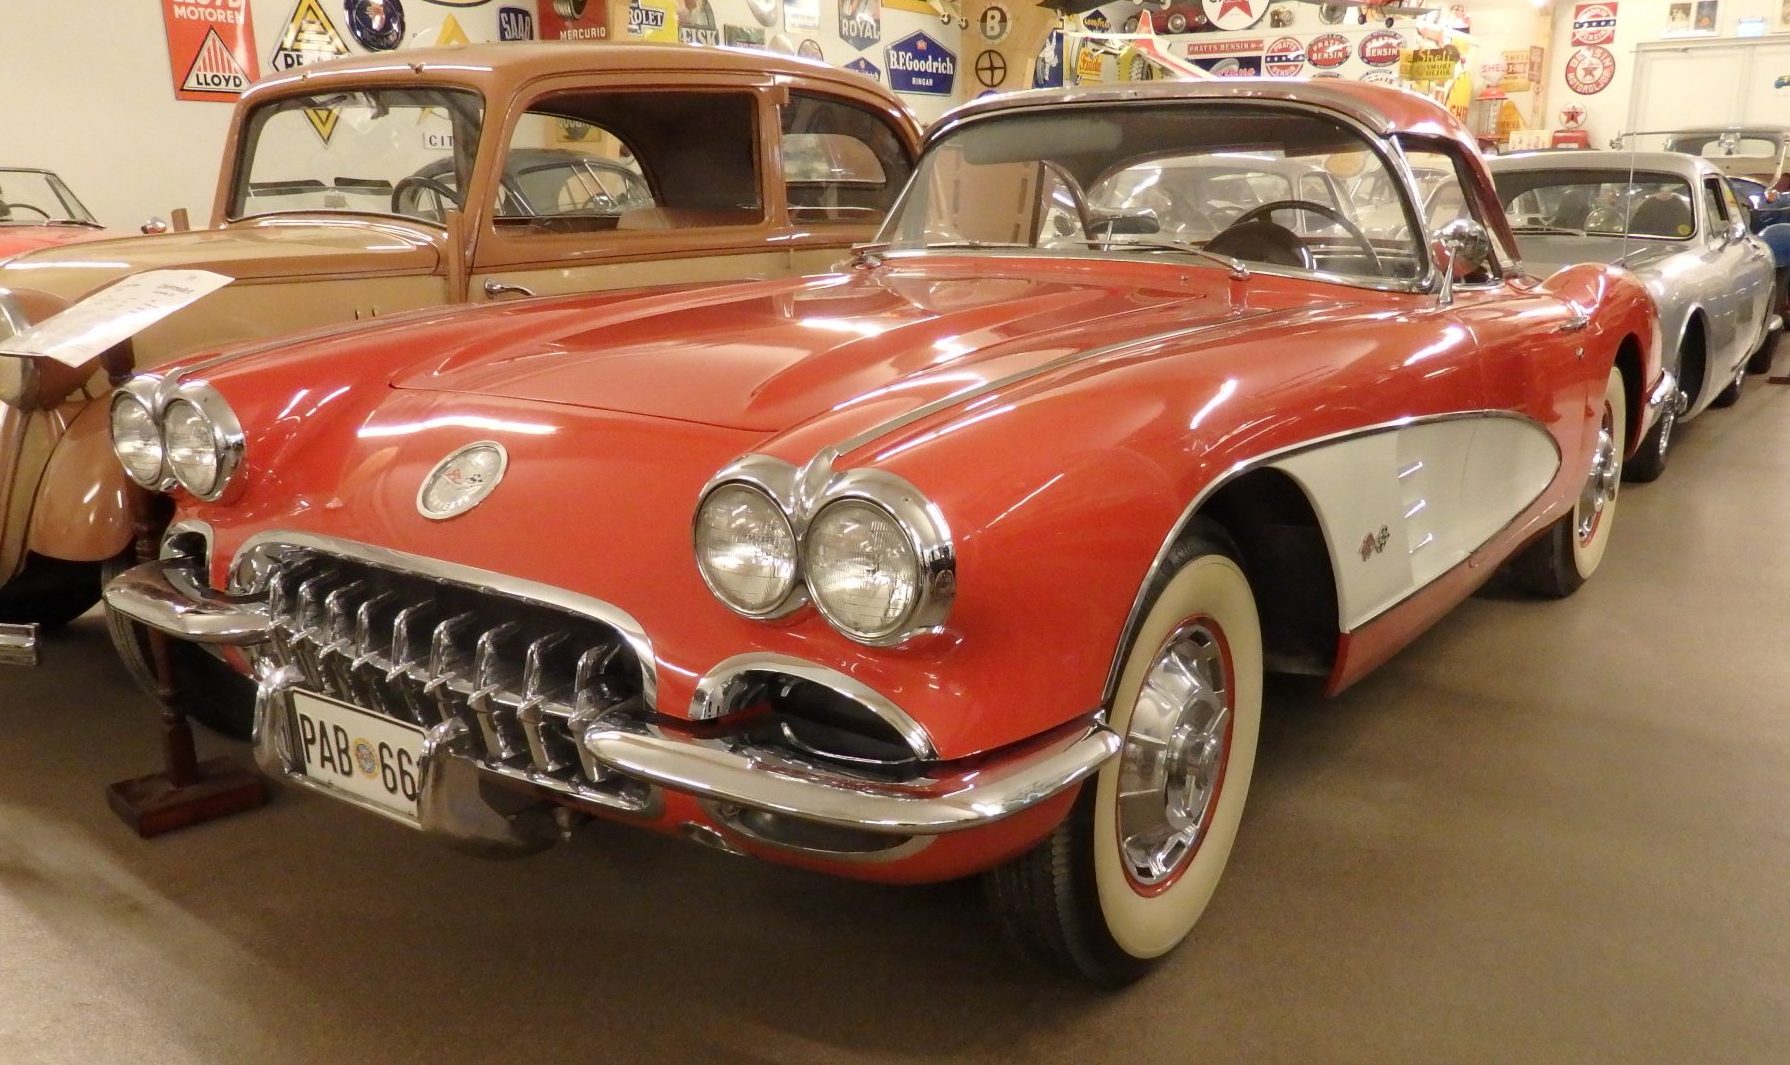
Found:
[104,455,266,837]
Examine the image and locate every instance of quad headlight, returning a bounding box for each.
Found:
[109,391,165,487]
[694,482,801,617]
[694,460,954,645]
[108,379,244,500]
[805,499,921,642]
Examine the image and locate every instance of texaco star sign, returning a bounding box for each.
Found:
[1201,0,1264,31]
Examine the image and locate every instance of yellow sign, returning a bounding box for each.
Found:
[1404,46,1459,83]
[1498,46,1544,92]
[304,107,339,144]
[436,13,471,46]
[270,0,350,71]
[627,0,679,42]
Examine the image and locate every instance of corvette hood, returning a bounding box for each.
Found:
[0,217,439,302]
[392,264,1251,433]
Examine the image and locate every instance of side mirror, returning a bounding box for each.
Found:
[140,217,169,235]
[1435,217,1492,306]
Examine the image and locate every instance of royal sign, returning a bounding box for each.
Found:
[886,31,957,95]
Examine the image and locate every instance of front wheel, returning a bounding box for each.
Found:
[1509,367,1625,598]
[985,525,1262,985]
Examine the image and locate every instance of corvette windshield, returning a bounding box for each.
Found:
[880,103,1427,284]
[1494,169,1696,240]
[231,88,484,224]
[0,169,97,226]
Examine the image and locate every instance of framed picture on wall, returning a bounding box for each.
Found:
[1664,0,1720,36]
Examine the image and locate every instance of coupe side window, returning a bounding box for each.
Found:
[1703,178,1729,233]
[780,93,913,225]
[497,90,762,234]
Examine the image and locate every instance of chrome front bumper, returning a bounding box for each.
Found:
[107,557,1120,853]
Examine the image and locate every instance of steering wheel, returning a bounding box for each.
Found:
[1231,198,1383,274]
[391,175,463,220]
[0,202,51,220]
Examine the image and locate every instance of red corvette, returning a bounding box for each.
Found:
[106,81,1663,983]
[0,168,108,260]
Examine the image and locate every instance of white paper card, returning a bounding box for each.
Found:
[0,270,233,368]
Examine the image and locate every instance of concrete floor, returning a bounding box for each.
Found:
[4,379,1789,1065]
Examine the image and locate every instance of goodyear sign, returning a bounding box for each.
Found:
[886,31,956,95]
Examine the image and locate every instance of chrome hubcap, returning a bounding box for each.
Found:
[1577,406,1619,544]
[1117,622,1232,887]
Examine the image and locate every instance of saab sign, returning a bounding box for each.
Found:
[886,31,956,95]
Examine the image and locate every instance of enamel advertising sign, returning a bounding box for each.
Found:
[538,0,609,40]
[162,0,260,102]
[886,31,957,95]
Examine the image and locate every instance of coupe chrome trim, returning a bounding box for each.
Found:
[689,651,938,761]
[583,712,1119,836]
[103,557,273,645]
[232,530,660,708]
[1100,409,1561,705]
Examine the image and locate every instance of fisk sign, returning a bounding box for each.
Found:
[161,0,260,103]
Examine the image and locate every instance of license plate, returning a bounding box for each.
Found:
[289,689,424,823]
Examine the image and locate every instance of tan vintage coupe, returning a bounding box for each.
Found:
[0,43,920,677]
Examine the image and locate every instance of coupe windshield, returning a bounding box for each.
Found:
[1494,170,1696,240]
[0,169,97,226]
[880,103,1426,284]
[231,88,484,223]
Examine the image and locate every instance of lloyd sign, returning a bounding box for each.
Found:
[161,0,260,102]
[886,31,956,95]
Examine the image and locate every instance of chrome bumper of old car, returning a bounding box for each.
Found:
[0,623,40,666]
[1644,367,1684,431]
[106,550,1119,854]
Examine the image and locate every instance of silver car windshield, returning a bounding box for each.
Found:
[230,88,485,224]
[1495,169,1697,241]
[0,169,98,226]
[879,102,1427,285]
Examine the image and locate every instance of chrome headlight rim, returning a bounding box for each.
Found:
[693,473,807,620]
[804,468,955,648]
[162,380,244,502]
[109,378,172,490]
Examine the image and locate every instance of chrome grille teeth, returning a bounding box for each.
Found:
[517,633,573,772]
[253,548,651,813]
[469,622,525,761]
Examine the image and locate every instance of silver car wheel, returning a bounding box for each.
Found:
[1117,620,1233,888]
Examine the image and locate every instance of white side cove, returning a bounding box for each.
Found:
[1269,415,1561,632]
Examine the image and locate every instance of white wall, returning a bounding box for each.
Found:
[1542,0,1784,146]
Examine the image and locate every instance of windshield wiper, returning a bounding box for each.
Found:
[1510,224,1589,237]
[43,218,103,229]
[1093,238,1251,278]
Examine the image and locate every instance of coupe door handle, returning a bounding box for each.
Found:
[483,279,536,300]
[1558,313,1590,333]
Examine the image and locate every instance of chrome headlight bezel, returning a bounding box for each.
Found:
[803,468,954,647]
[160,380,244,501]
[693,456,807,619]
[691,455,955,646]
[109,383,169,489]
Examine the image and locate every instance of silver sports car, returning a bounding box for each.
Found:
[1490,149,1781,481]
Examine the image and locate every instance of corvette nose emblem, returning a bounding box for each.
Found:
[417,441,509,520]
